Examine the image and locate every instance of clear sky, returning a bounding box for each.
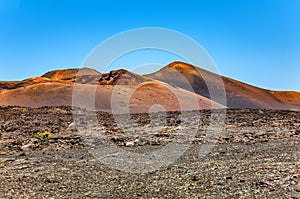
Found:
[0,0,299,91]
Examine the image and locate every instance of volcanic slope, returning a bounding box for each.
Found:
[146,61,300,110]
[0,68,225,113]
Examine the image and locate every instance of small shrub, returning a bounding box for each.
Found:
[34,129,52,139]
[21,108,27,113]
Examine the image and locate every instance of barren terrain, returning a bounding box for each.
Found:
[0,107,299,198]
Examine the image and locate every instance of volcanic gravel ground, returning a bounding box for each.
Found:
[0,107,299,198]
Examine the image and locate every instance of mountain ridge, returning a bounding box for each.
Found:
[0,62,299,111]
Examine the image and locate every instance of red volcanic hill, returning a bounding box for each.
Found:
[98,69,153,85]
[0,63,299,111]
[0,67,225,113]
[42,67,100,80]
[41,67,102,84]
[146,61,300,110]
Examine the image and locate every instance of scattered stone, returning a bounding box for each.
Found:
[191,176,198,181]
[271,122,280,127]
[125,141,135,147]
[150,140,159,145]
[66,122,77,132]
[21,143,33,152]
[133,138,145,145]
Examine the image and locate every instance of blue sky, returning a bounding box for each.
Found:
[0,0,299,91]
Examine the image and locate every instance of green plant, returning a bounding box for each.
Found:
[21,108,27,113]
[34,129,52,139]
